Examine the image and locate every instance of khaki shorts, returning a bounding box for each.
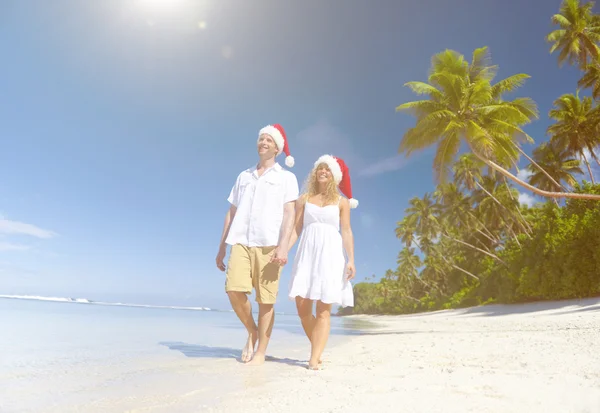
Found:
[225,244,282,304]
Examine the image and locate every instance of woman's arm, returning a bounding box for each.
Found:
[339,197,355,280]
[287,195,306,253]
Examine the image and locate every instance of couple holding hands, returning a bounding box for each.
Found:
[215,123,357,370]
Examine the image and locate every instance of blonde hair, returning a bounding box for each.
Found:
[300,162,340,205]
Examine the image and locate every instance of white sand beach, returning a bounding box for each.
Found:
[203,298,600,413]
[4,298,599,413]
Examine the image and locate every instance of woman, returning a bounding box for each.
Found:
[287,154,358,370]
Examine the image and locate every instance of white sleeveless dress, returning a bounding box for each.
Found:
[288,197,354,307]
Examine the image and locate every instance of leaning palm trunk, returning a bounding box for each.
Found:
[505,225,523,248]
[501,176,534,237]
[437,253,479,281]
[440,232,508,266]
[450,264,479,281]
[469,146,600,200]
[475,181,533,235]
[473,235,499,252]
[512,232,522,248]
[416,275,441,293]
[476,228,499,246]
[514,144,568,191]
[402,295,422,304]
[468,212,501,243]
[581,150,596,184]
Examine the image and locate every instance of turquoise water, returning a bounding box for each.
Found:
[0,297,368,412]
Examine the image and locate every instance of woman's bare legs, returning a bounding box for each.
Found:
[308,300,332,370]
[295,296,315,339]
[295,297,325,365]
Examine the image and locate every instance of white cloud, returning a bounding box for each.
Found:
[0,218,56,239]
[518,192,536,207]
[357,155,408,177]
[0,242,30,252]
[516,168,533,182]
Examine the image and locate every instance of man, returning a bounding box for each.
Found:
[215,123,299,366]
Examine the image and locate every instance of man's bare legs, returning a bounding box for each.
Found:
[246,303,275,366]
[227,291,258,363]
[308,301,332,370]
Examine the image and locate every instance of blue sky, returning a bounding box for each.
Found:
[0,0,597,312]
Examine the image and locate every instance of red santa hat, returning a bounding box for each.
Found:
[257,123,294,167]
[313,154,358,208]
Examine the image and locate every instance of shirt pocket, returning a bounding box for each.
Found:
[236,181,252,205]
[262,174,285,212]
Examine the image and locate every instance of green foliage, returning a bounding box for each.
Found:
[342,185,600,315]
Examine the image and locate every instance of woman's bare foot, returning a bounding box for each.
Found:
[245,352,266,366]
[241,330,258,363]
[307,363,320,370]
[307,357,321,370]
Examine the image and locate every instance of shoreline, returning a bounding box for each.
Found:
[203,297,600,413]
[0,298,356,413]
[337,294,600,318]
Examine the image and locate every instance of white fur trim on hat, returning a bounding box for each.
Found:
[258,125,284,155]
[285,155,295,167]
[314,154,342,183]
[349,198,358,209]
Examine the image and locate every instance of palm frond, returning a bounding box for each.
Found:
[491,74,531,99]
[404,81,443,98]
[433,132,461,183]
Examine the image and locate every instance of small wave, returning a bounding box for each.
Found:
[0,294,214,312]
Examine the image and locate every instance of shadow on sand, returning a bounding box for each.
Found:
[158,341,307,368]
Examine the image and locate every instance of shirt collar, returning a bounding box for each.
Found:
[248,162,282,176]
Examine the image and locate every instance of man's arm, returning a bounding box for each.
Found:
[273,173,299,265]
[216,204,237,271]
[277,200,296,251]
[286,196,306,253]
[219,204,237,249]
[217,173,242,271]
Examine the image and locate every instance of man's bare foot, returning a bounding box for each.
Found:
[241,331,258,363]
[245,352,266,366]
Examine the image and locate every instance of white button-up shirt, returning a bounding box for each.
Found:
[226,163,299,247]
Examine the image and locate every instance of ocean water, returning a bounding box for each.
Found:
[0,297,373,412]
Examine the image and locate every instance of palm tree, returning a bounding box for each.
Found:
[473,176,529,241]
[396,47,600,200]
[453,154,532,235]
[395,216,419,248]
[547,92,598,183]
[546,0,600,69]
[403,194,441,248]
[403,194,506,265]
[397,247,422,278]
[397,248,436,292]
[526,140,584,192]
[434,182,499,246]
[578,62,600,99]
